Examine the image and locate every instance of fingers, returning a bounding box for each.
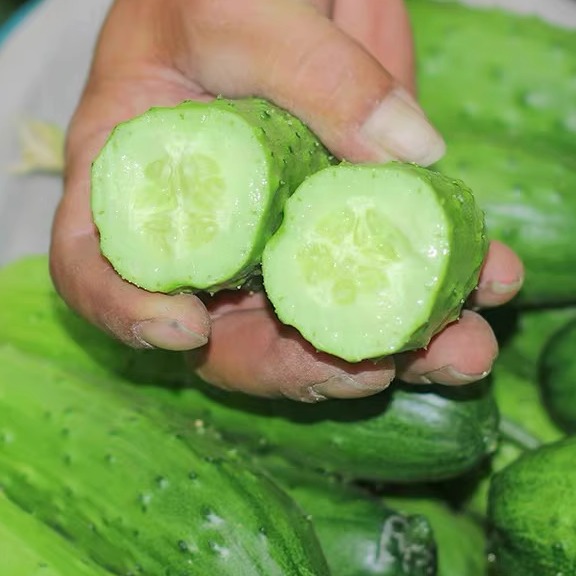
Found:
[190,302,395,402]
[471,240,525,309]
[396,310,498,385]
[183,0,445,165]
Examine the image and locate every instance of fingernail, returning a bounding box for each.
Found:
[309,374,390,401]
[133,319,208,351]
[360,86,446,166]
[419,365,491,385]
[485,277,525,295]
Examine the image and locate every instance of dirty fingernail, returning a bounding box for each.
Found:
[133,318,208,351]
[419,365,491,386]
[309,374,391,401]
[360,86,446,167]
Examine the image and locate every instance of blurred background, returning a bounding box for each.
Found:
[0,0,28,25]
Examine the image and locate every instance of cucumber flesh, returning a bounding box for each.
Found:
[91,98,332,293]
[262,162,487,362]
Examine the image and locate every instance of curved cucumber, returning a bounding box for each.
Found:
[0,346,329,576]
[91,97,332,293]
[262,162,487,362]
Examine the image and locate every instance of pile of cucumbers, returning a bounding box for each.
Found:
[1,0,576,574]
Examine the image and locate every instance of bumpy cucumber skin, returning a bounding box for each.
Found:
[410,0,576,305]
[0,491,112,576]
[147,379,499,484]
[434,135,576,305]
[386,496,486,576]
[262,162,487,362]
[263,458,437,576]
[410,0,576,150]
[91,97,333,293]
[539,318,576,433]
[0,256,498,483]
[0,347,329,576]
[488,436,576,576]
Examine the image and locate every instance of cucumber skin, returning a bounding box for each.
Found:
[411,0,576,305]
[488,437,576,576]
[91,98,334,293]
[0,491,112,576]
[0,346,329,576]
[262,162,488,362]
[539,318,576,433]
[0,256,499,484]
[386,496,486,576]
[411,0,576,151]
[433,134,576,305]
[262,457,437,576]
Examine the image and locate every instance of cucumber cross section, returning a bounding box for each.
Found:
[262,162,487,362]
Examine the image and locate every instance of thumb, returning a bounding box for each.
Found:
[184,0,445,165]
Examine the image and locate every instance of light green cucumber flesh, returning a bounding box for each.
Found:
[262,162,487,362]
[91,98,332,293]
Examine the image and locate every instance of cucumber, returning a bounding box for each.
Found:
[488,436,576,575]
[262,161,487,362]
[143,379,499,484]
[0,256,500,484]
[539,318,576,432]
[0,345,329,576]
[433,133,576,305]
[262,457,437,576]
[91,97,333,293]
[385,496,486,576]
[410,0,576,150]
[0,490,111,576]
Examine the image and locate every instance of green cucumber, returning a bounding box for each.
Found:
[539,318,576,432]
[0,345,329,576]
[488,436,576,575]
[410,0,576,150]
[386,496,486,576]
[262,162,487,362]
[262,457,437,576]
[91,97,333,293]
[0,256,499,483]
[433,133,576,305]
[0,490,111,576]
[145,379,499,484]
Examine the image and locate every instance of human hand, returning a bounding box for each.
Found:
[50,0,524,401]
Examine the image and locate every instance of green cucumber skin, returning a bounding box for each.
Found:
[91,97,333,293]
[0,257,499,484]
[140,379,499,484]
[262,161,487,362]
[263,458,437,576]
[0,491,112,576]
[488,437,576,576]
[386,496,486,576]
[411,0,576,306]
[433,134,576,305]
[0,346,329,576]
[411,0,576,151]
[539,318,576,433]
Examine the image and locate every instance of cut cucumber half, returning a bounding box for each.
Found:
[262,162,488,362]
[91,98,332,293]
